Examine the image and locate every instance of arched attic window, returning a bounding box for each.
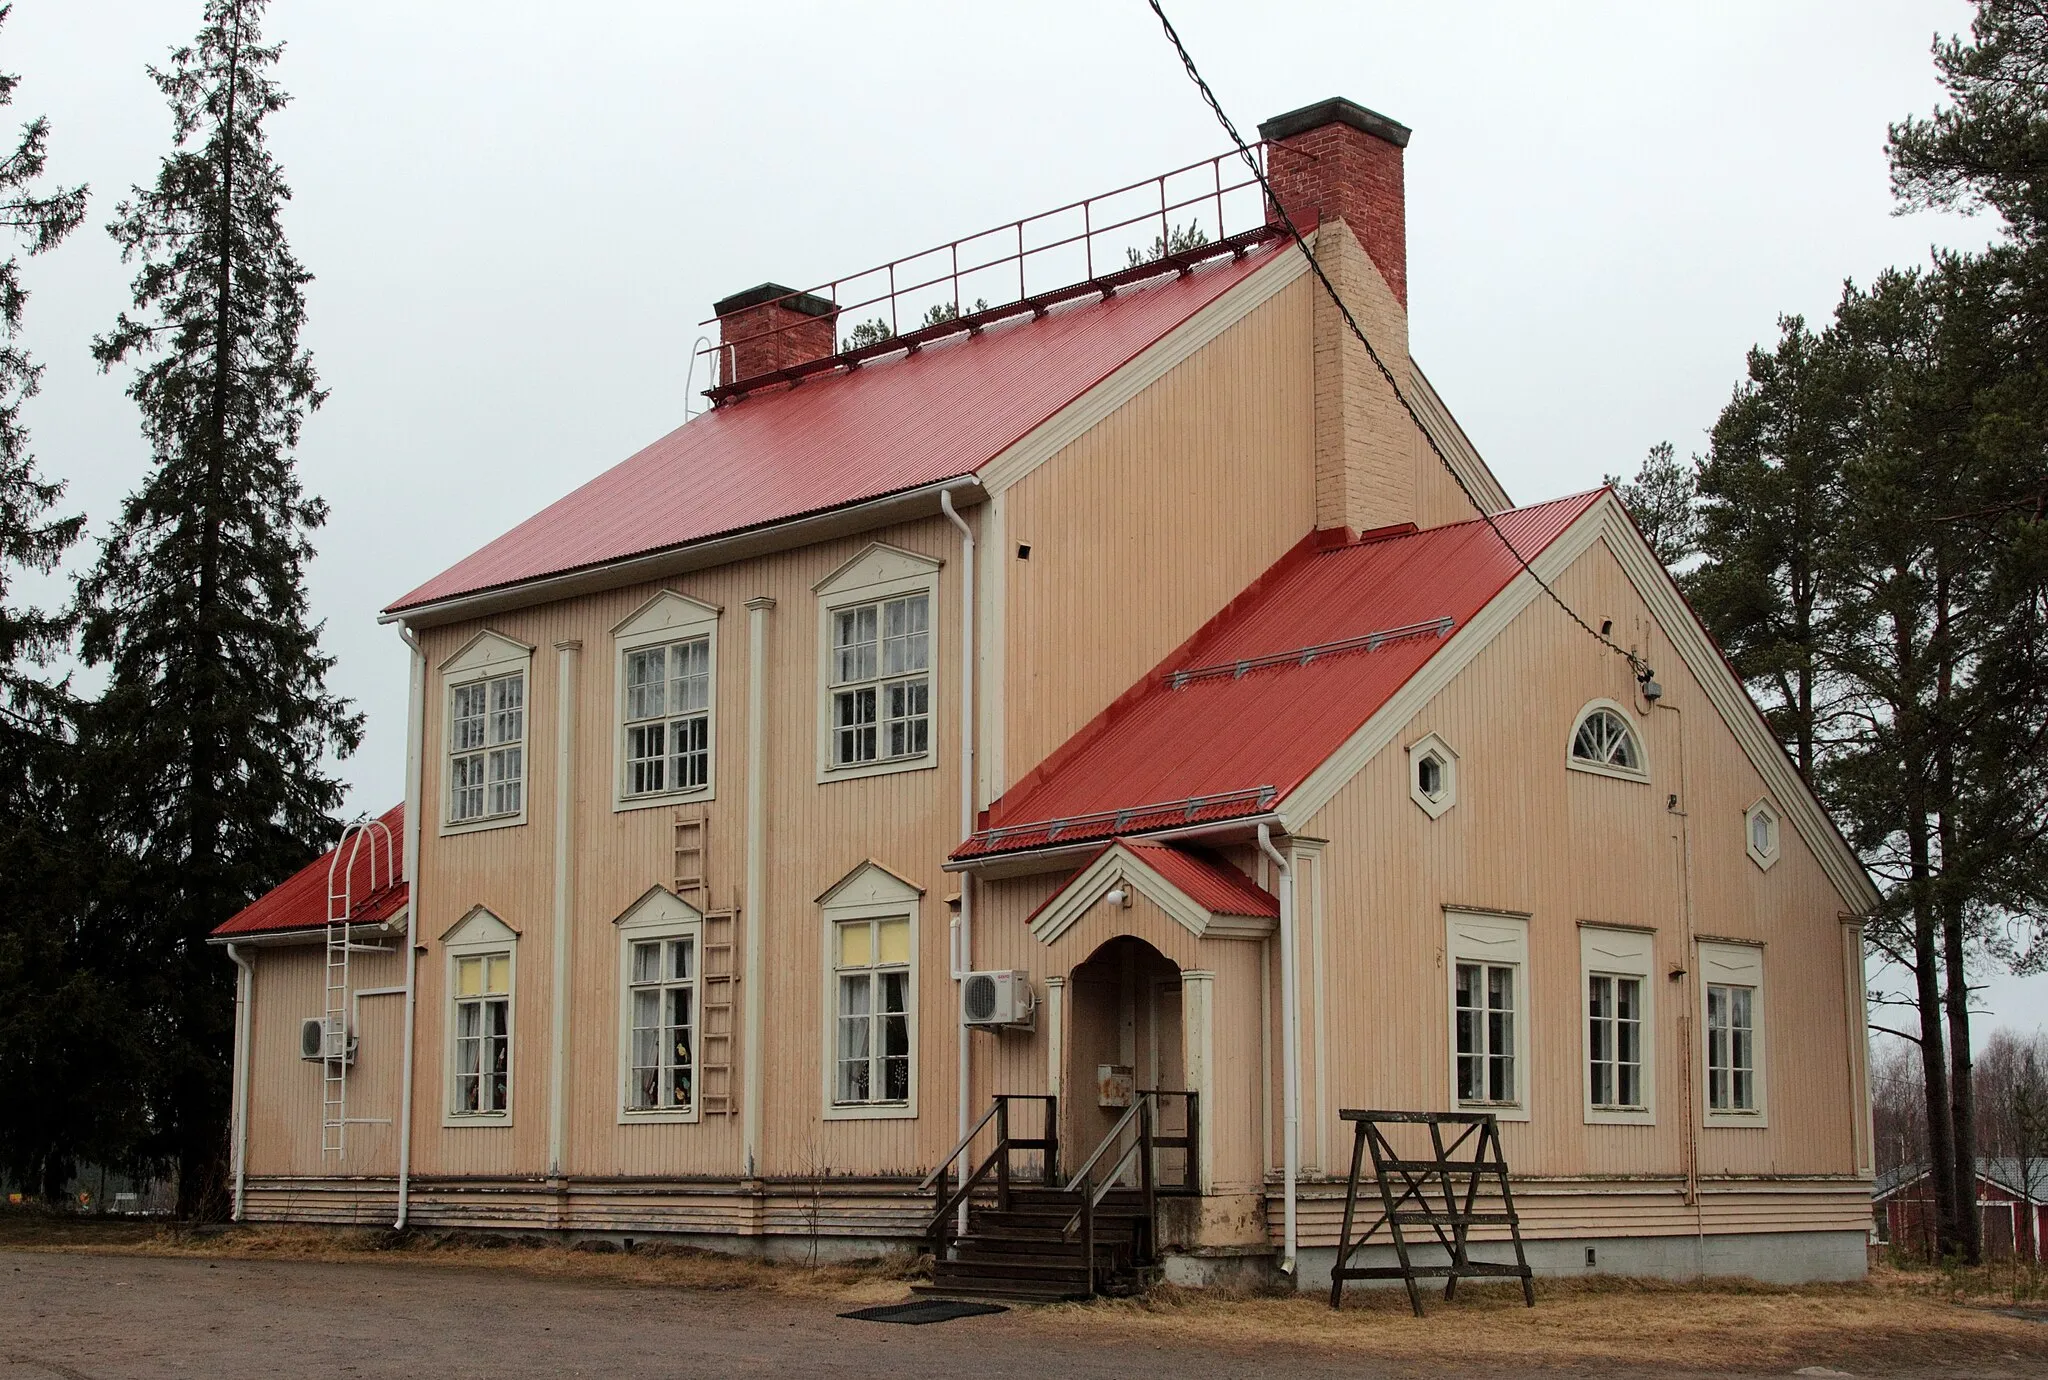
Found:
[1568,701,1648,782]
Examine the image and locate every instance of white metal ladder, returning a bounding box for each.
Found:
[323,815,396,1157]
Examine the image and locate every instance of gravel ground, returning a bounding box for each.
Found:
[3,1248,2043,1380]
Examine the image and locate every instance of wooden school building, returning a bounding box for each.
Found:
[212,97,1877,1292]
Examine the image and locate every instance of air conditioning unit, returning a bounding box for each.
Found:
[962,970,1034,1029]
[299,1016,356,1065]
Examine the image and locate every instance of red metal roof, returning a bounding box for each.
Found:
[212,805,407,939]
[954,493,1605,859]
[386,243,1288,615]
[1125,843,1278,918]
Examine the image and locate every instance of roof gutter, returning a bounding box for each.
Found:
[940,811,1283,876]
[205,916,405,949]
[381,476,988,630]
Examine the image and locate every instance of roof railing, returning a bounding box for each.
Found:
[971,785,1278,849]
[700,143,1279,402]
[1165,618,1457,691]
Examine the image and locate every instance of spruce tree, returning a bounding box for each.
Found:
[0,0,109,1203]
[78,0,360,1217]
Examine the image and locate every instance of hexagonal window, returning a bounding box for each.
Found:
[1408,733,1458,819]
[1744,799,1780,871]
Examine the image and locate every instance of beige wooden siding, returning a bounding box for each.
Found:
[243,942,405,1178]
[1288,535,1862,1184]
[1000,276,1315,788]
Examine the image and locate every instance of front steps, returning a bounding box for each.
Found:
[918,1187,1153,1302]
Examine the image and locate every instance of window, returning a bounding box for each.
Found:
[623,638,710,796]
[627,936,695,1113]
[612,884,706,1123]
[835,915,911,1104]
[1580,924,1656,1123]
[453,952,511,1116]
[1567,700,1648,781]
[1588,975,1643,1108]
[439,632,534,834]
[450,673,525,823]
[1408,733,1458,818]
[612,591,721,810]
[1455,961,1517,1103]
[814,543,942,784]
[830,593,929,766]
[441,906,519,1126]
[1700,940,1766,1125]
[1744,799,1781,870]
[1446,910,1530,1118]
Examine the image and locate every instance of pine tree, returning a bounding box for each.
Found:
[0,2,121,1204]
[78,0,360,1217]
[1605,441,1700,570]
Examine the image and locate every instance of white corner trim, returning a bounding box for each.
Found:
[977,241,1312,496]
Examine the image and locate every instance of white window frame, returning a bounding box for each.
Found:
[1699,939,1767,1127]
[814,543,942,785]
[1445,909,1530,1121]
[1579,924,1656,1125]
[613,886,705,1125]
[1744,798,1782,871]
[1566,698,1650,783]
[610,591,722,812]
[1407,732,1459,819]
[818,861,922,1121]
[441,906,519,1128]
[438,631,534,836]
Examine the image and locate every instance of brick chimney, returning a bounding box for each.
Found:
[713,283,840,384]
[1257,98,1417,536]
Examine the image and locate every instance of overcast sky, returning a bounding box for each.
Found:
[8,1,2038,1038]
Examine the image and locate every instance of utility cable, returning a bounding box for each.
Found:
[1143,0,1655,685]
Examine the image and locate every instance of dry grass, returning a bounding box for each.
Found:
[1040,1269,2048,1372]
[6,1211,2048,1373]
[0,1212,922,1304]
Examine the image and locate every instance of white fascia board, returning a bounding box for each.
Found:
[1274,493,1880,918]
[976,240,1313,497]
[1597,503,1880,914]
[382,478,986,630]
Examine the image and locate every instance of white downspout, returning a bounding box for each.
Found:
[547,640,581,1181]
[227,942,255,1222]
[1257,823,1298,1278]
[939,488,975,1235]
[741,597,775,1179]
[394,626,426,1230]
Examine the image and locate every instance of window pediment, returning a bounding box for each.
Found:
[611,589,721,643]
[817,859,925,909]
[441,904,518,946]
[613,884,705,931]
[439,629,533,678]
[813,542,942,598]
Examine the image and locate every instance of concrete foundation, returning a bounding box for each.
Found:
[1285,1230,1869,1292]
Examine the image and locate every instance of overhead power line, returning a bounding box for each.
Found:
[1141,0,1655,685]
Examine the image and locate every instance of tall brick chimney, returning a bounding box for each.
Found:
[713,283,840,384]
[1257,98,1417,536]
